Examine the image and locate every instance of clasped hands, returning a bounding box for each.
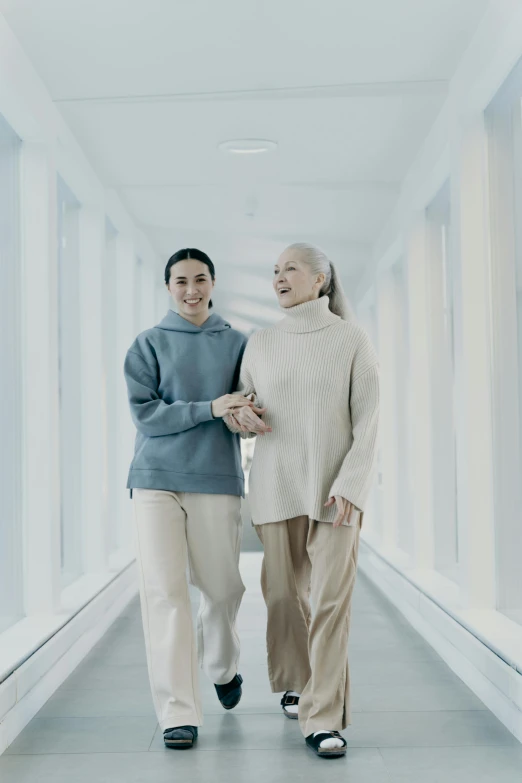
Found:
[227,395,272,436]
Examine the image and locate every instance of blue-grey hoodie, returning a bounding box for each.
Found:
[124,309,247,496]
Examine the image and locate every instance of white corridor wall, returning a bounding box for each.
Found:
[0,13,159,753]
[357,0,522,743]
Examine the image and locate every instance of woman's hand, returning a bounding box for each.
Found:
[232,404,272,435]
[211,394,256,419]
[324,495,354,528]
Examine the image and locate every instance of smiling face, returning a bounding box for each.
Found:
[273,248,326,308]
[166,258,215,325]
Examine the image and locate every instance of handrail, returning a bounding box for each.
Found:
[360,539,522,675]
[0,561,136,685]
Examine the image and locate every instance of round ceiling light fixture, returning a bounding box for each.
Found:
[218,138,278,155]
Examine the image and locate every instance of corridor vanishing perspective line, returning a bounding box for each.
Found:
[0,553,520,782]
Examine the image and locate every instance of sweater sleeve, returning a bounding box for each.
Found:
[224,337,258,439]
[124,347,214,437]
[329,363,380,511]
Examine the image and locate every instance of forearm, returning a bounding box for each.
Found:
[131,398,214,437]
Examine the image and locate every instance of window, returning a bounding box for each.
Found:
[486,73,522,626]
[102,220,120,554]
[57,177,82,586]
[426,182,459,582]
[392,261,413,558]
[134,256,143,336]
[156,281,169,322]
[358,298,383,541]
[0,114,23,632]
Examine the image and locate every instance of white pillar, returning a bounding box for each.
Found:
[451,113,496,609]
[19,142,62,613]
[115,236,136,558]
[102,229,120,561]
[357,298,382,540]
[156,281,169,321]
[406,214,435,570]
[376,271,399,553]
[486,99,522,617]
[78,205,108,573]
[140,260,158,331]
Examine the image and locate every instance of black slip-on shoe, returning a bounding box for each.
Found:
[163,725,198,749]
[214,673,243,710]
[305,731,347,758]
[280,691,299,719]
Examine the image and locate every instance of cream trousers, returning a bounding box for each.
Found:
[133,489,245,730]
[256,515,360,737]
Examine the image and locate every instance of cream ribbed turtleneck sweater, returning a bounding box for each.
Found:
[234,296,380,526]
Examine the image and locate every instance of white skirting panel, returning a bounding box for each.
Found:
[358,541,522,743]
[0,565,138,755]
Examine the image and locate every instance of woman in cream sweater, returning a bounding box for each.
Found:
[227,242,379,759]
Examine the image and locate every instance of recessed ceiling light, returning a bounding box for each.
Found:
[218,139,277,155]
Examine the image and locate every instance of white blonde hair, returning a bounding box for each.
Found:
[285,242,351,320]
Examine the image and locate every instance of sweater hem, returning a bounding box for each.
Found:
[251,510,355,527]
[253,517,356,527]
[128,470,244,497]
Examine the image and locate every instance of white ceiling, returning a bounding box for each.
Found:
[1,0,490,328]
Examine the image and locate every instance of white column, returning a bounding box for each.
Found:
[140,260,158,331]
[486,100,522,617]
[19,142,62,613]
[357,299,382,540]
[156,281,169,321]
[115,236,137,558]
[376,271,399,552]
[425,193,459,577]
[406,214,435,570]
[78,205,108,573]
[451,113,496,609]
[102,231,120,560]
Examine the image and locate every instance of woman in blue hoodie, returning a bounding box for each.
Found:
[124,248,261,750]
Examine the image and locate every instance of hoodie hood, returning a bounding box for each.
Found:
[157,309,231,334]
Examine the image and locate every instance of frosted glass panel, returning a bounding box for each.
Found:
[0,114,23,632]
[57,177,82,586]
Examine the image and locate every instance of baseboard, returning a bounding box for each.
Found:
[0,565,138,755]
[358,541,522,743]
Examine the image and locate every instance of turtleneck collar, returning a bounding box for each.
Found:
[276,295,341,333]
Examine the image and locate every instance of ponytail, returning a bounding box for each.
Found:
[326,261,352,320]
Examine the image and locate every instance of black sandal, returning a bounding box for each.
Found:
[305,731,347,758]
[163,725,198,749]
[280,691,299,719]
[215,673,243,710]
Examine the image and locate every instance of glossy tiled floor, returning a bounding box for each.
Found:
[1,551,521,782]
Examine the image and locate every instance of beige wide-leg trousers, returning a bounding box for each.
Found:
[133,489,245,730]
[255,515,360,737]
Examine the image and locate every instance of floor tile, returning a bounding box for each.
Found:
[38,687,156,719]
[5,717,157,755]
[61,662,149,690]
[355,683,487,712]
[351,658,461,686]
[380,746,522,783]
[0,748,391,782]
[87,640,148,667]
[349,644,442,665]
[343,710,517,747]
